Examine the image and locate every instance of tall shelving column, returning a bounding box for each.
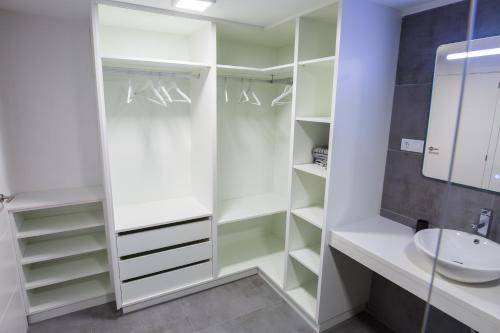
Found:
[284,5,338,322]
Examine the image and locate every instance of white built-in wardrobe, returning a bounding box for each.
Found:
[3,1,400,331]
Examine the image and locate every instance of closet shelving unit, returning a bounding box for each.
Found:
[90,1,400,331]
[93,3,216,310]
[6,186,113,323]
[215,19,295,288]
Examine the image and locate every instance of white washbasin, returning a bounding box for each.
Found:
[414,228,500,283]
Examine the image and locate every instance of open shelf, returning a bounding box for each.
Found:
[114,196,212,233]
[217,63,293,80]
[24,251,108,290]
[28,274,112,315]
[291,206,324,229]
[289,245,321,276]
[294,164,327,178]
[286,281,318,319]
[7,186,104,213]
[21,232,107,265]
[102,56,211,73]
[298,56,335,67]
[217,193,288,225]
[296,116,331,124]
[17,210,104,239]
[219,234,284,287]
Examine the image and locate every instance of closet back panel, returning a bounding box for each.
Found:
[297,5,338,61]
[217,82,291,201]
[104,74,192,205]
[98,5,212,63]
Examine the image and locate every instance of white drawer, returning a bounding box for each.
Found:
[117,219,211,256]
[121,261,212,305]
[119,241,212,281]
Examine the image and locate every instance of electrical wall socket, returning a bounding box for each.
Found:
[401,138,424,153]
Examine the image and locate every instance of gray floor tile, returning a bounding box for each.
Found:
[28,276,391,333]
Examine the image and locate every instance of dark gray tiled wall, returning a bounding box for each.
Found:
[374,1,500,332]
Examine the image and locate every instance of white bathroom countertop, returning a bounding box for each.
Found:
[329,216,500,333]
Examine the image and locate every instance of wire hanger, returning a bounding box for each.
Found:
[271,84,293,107]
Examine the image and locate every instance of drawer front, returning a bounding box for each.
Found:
[117,219,211,256]
[119,241,212,281]
[121,261,212,305]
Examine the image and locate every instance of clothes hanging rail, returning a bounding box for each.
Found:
[218,75,293,85]
[103,67,201,80]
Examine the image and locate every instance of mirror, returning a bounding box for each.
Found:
[423,35,500,192]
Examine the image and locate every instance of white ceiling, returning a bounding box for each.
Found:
[0,0,462,26]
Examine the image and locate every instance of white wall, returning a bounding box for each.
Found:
[0,10,102,193]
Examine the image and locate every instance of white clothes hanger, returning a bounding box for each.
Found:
[247,81,261,106]
[159,80,173,103]
[167,81,192,104]
[224,77,229,103]
[272,84,293,107]
[239,80,250,104]
[126,79,134,104]
[135,80,167,107]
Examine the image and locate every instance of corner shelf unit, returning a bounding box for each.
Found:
[7,187,112,323]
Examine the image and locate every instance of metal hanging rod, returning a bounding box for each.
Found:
[103,67,201,80]
[218,75,293,85]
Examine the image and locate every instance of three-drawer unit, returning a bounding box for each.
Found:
[116,218,213,305]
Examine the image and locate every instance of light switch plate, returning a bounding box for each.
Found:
[401,138,425,153]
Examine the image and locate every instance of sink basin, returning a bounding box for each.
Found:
[414,229,500,283]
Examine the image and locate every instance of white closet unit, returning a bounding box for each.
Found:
[215,20,295,288]
[90,1,400,331]
[6,187,113,323]
[91,3,216,310]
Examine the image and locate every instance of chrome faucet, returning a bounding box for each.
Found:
[471,208,493,238]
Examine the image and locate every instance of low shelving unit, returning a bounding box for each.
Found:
[7,186,113,323]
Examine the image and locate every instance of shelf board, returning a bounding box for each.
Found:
[296,116,331,124]
[286,282,318,319]
[17,211,105,239]
[291,207,324,229]
[219,234,284,288]
[7,186,104,213]
[298,56,335,67]
[294,164,327,179]
[21,232,107,265]
[217,63,293,80]
[102,56,211,73]
[217,193,287,225]
[114,196,212,233]
[28,274,112,315]
[289,245,321,276]
[25,251,108,290]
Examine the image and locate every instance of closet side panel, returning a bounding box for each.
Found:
[318,0,401,324]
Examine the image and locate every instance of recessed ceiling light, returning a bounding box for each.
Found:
[447,47,500,60]
[173,0,215,12]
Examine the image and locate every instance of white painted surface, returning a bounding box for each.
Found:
[20,231,107,265]
[114,197,211,233]
[119,241,212,281]
[116,219,211,256]
[28,274,111,315]
[217,193,287,225]
[6,187,104,213]
[0,12,102,194]
[294,164,327,179]
[330,216,500,333]
[24,251,109,290]
[291,207,324,229]
[121,261,212,305]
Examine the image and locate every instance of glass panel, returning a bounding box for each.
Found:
[421,1,500,332]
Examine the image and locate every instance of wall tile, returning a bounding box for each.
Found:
[474,0,500,39]
[396,1,468,85]
[388,84,432,150]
